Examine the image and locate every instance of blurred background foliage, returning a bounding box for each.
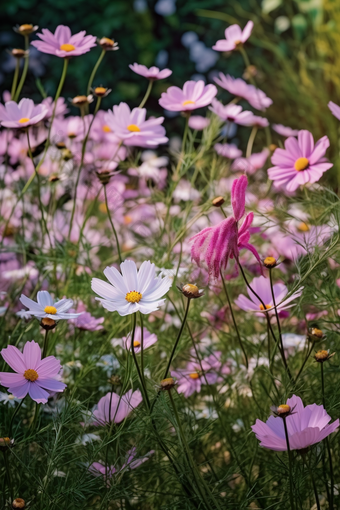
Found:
[1,0,340,175]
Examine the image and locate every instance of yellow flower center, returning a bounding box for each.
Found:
[182,100,195,106]
[297,222,310,232]
[277,404,290,414]
[234,40,242,46]
[133,340,141,347]
[44,306,57,315]
[294,157,309,171]
[99,203,107,213]
[189,372,200,380]
[24,369,39,382]
[60,43,76,52]
[259,304,272,310]
[102,125,111,133]
[125,291,142,303]
[127,124,141,132]
[18,117,30,124]
[124,215,133,225]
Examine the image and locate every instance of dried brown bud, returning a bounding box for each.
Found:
[98,37,118,51]
[15,24,38,35]
[0,437,14,451]
[179,283,203,299]
[160,377,176,391]
[263,256,277,268]
[108,375,121,386]
[11,48,27,58]
[310,328,323,340]
[41,318,56,331]
[96,169,112,185]
[12,498,26,509]
[212,196,225,207]
[93,86,111,98]
[71,95,92,107]
[314,350,335,363]
[61,148,73,161]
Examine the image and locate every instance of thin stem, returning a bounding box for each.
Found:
[269,268,289,372]
[220,270,248,368]
[104,184,122,264]
[2,451,13,502]
[13,35,29,101]
[320,363,325,407]
[11,59,20,100]
[305,455,321,510]
[42,329,49,358]
[9,397,25,437]
[140,312,145,378]
[294,340,315,384]
[320,363,334,509]
[283,417,295,510]
[131,313,150,409]
[246,126,258,158]
[87,49,106,95]
[139,80,153,108]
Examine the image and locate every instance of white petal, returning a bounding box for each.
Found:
[120,260,138,291]
[137,261,155,293]
[20,294,43,312]
[37,291,53,307]
[103,266,129,294]
[142,277,172,302]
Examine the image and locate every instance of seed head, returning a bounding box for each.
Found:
[12,498,26,509]
[212,196,225,207]
[160,377,176,391]
[179,283,204,299]
[41,317,57,331]
[263,256,277,268]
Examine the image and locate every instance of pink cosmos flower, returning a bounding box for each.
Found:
[89,448,154,484]
[92,389,142,425]
[328,101,340,120]
[212,21,253,52]
[129,63,172,80]
[31,25,96,58]
[209,99,253,125]
[231,148,269,174]
[0,340,66,404]
[123,326,157,354]
[104,103,168,148]
[214,74,272,110]
[190,175,262,279]
[272,124,299,137]
[242,113,269,128]
[268,130,333,192]
[158,80,217,112]
[251,395,339,451]
[188,115,210,130]
[235,275,303,314]
[0,99,48,128]
[69,302,104,331]
[214,143,242,159]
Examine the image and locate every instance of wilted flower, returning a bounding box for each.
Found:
[31,25,96,57]
[159,80,217,112]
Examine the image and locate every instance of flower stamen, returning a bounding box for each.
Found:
[133,340,141,347]
[182,100,195,106]
[18,117,30,124]
[24,369,39,382]
[294,157,309,171]
[189,372,200,380]
[125,291,142,303]
[259,304,272,310]
[60,43,76,52]
[44,305,57,314]
[127,124,141,132]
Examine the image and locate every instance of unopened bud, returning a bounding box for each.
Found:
[93,86,111,98]
[314,350,334,362]
[55,141,66,149]
[15,24,38,35]
[310,328,323,340]
[11,48,26,58]
[277,404,290,415]
[12,498,26,509]
[61,148,73,161]
[41,318,56,331]
[212,196,225,207]
[0,437,14,451]
[108,375,121,386]
[98,37,118,50]
[71,95,93,107]
[180,283,203,299]
[48,174,60,183]
[96,169,112,185]
[263,256,277,268]
[160,377,176,391]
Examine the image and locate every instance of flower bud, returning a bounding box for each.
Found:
[263,256,277,268]
[96,169,112,185]
[41,318,56,331]
[108,375,121,386]
[93,86,111,98]
[160,377,176,391]
[55,141,66,149]
[277,404,290,415]
[61,148,73,161]
[12,498,26,509]
[314,350,335,362]
[71,95,93,107]
[48,174,60,183]
[179,283,204,299]
[14,24,38,35]
[0,437,14,451]
[98,37,119,51]
[310,328,323,340]
[212,196,225,207]
[11,48,27,58]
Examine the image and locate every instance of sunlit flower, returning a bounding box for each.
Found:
[31,25,96,57]
[92,260,172,316]
[92,389,142,425]
[268,130,333,192]
[214,74,272,110]
[0,99,48,128]
[123,326,158,353]
[0,340,66,404]
[252,395,339,451]
[20,290,81,320]
[159,80,217,112]
[129,63,172,80]
[212,21,253,52]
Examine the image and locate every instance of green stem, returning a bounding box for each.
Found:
[11,59,20,100]
[104,184,122,264]
[246,126,258,158]
[87,49,106,95]
[305,455,321,510]
[268,268,289,373]
[283,417,295,510]
[13,35,29,101]
[131,313,150,409]
[320,363,334,509]
[139,80,153,108]
[294,340,315,384]
[9,397,25,437]
[140,312,145,378]
[2,451,13,502]
[42,329,49,358]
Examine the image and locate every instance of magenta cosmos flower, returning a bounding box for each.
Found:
[92,389,142,425]
[328,101,340,120]
[252,395,339,451]
[268,130,333,192]
[123,326,157,354]
[159,80,217,112]
[31,25,96,58]
[235,275,303,315]
[272,124,299,137]
[231,148,269,174]
[190,175,262,279]
[89,448,154,484]
[214,74,272,111]
[129,63,172,80]
[209,99,253,125]
[212,21,253,52]
[104,103,168,148]
[0,340,66,404]
[0,99,48,128]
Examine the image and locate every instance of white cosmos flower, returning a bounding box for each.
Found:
[91,260,172,316]
[19,290,82,320]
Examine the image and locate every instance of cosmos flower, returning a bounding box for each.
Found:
[212,21,254,52]
[158,80,217,112]
[31,25,96,58]
[214,143,242,159]
[188,115,210,130]
[272,124,299,137]
[129,63,172,80]
[209,99,254,125]
[0,340,66,404]
[92,260,172,316]
[231,148,269,174]
[92,389,142,425]
[20,290,81,320]
[235,275,303,314]
[123,326,158,353]
[69,302,104,331]
[89,448,154,484]
[0,99,48,128]
[328,101,340,121]
[214,74,272,110]
[251,394,339,451]
[268,130,333,192]
[104,103,168,148]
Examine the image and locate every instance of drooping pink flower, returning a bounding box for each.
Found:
[129,63,172,80]
[268,130,333,192]
[158,80,217,112]
[69,302,104,331]
[92,389,142,425]
[0,340,66,404]
[272,124,299,137]
[190,175,262,279]
[214,143,242,159]
[242,113,269,128]
[212,21,253,52]
[209,99,254,125]
[235,275,303,314]
[214,74,272,110]
[0,99,48,128]
[31,25,96,58]
[104,103,168,148]
[123,326,157,354]
[328,101,340,121]
[188,115,210,130]
[231,149,269,174]
[89,448,154,484]
[251,395,339,451]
